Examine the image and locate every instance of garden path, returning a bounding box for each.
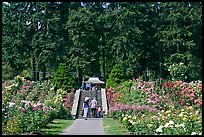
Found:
[59,118,105,135]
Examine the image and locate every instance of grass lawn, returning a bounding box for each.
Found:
[40,119,74,135]
[103,117,130,135]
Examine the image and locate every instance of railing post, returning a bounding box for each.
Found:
[71,89,81,119]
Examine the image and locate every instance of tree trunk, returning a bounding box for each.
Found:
[102,48,106,82]
[43,64,46,80]
[36,71,39,81]
[77,67,82,89]
[32,56,37,81]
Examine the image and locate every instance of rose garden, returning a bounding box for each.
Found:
[2,2,202,135]
[106,78,202,135]
[2,74,202,135]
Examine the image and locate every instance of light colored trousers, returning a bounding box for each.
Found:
[83,107,88,118]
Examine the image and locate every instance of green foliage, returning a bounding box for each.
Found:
[106,64,127,87]
[2,62,19,81]
[20,69,33,80]
[18,109,49,133]
[164,52,201,81]
[52,63,77,91]
[2,116,22,135]
[2,2,202,82]
[48,110,58,122]
[57,105,73,120]
[165,62,187,81]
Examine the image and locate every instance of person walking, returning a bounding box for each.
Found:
[97,106,101,118]
[82,97,90,120]
[90,97,97,118]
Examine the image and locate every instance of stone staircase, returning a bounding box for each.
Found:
[77,90,102,119]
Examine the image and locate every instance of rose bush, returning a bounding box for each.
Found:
[106,78,202,135]
[2,75,74,135]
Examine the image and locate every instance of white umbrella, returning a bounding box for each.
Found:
[86,77,105,84]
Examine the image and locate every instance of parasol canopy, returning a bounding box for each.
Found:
[86,77,105,84]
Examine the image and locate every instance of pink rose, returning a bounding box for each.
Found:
[22,108,26,113]
[33,106,38,111]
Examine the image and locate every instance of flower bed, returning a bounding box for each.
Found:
[106,78,202,135]
[2,75,75,135]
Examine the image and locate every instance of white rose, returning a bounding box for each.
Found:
[191,132,196,135]
[128,115,132,118]
[132,122,136,125]
[156,127,163,133]
[169,120,174,125]
[179,123,185,128]
[164,123,169,127]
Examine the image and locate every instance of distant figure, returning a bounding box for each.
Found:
[95,85,98,91]
[90,97,97,118]
[82,80,85,91]
[90,82,92,91]
[82,97,90,120]
[92,85,96,92]
[86,82,90,90]
[97,106,101,118]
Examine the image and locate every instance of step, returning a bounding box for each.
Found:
[77,90,102,119]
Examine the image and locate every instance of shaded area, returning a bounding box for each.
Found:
[40,119,74,135]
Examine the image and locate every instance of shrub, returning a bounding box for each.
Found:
[48,109,58,122]
[2,116,22,135]
[107,79,202,135]
[106,64,127,88]
[165,62,187,81]
[2,75,75,134]
[57,105,73,120]
[20,69,33,80]
[52,63,77,91]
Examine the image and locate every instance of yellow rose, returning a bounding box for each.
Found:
[149,124,153,127]
[197,120,201,124]
[179,112,184,117]
[188,106,193,111]
[166,110,171,114]
[161,110,165,113]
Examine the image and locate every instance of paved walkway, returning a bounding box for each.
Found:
[59,118,105,135]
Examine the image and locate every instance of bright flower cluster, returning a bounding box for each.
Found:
[2,75,74,135]
[107,78,202,135]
